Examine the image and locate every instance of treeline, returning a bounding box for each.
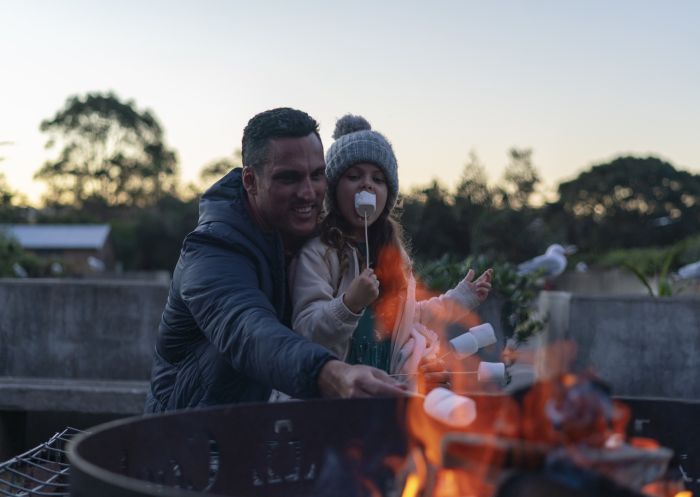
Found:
[2,91,700,274]
[402,153,700,266]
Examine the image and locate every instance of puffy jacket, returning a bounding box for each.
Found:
[145,168,334,412]
[291,237,480,375]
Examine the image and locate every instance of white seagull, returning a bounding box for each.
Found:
[517,244,576,278]
[677,260,700,280]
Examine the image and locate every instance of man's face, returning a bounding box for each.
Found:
[245,133,327,242]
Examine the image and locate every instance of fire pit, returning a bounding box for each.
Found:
[67,380,694,497]
[68,397,407,497]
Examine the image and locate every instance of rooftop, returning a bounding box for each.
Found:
[0,224,111,250]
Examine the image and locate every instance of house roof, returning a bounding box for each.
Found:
[0,224,111,250]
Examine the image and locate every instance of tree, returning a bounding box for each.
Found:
[110,193,199,271]
[402,181,465,260]
[199,150,241,187]
[453,151,493,255]
[470,148,552,261]
[0,141,21,222]
[498,148,540,210]
[0,231,46,277]
[556,156,700,251]
[35,92,178,207]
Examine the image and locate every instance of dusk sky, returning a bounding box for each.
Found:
[2,0,699,203]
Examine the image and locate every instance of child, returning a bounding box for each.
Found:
[290,115,492,379]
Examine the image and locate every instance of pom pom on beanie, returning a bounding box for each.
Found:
[325,114,399,211]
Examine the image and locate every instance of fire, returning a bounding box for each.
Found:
[398,371,682,497]
[401,474,421,497]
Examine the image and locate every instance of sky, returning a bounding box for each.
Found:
[1,0,699,203]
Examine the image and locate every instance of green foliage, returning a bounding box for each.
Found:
[677,234,700,266]
[401,149,558,263]
[415,254,545,344]
[110,194,199,271]
[0,232,46,277]
[402,181,469,259]
[591,234,700,273]
[622,247,677,297]
[579,235,700,297]
[199,150,241,187]
[556,156,700,251]
[498,148,540,210]
[35,92,178,208]
[594,246,675,274]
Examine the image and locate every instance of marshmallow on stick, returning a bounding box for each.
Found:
[423,387,477,428]
[355,191,376,266]
[477,361,506,383]
[449,323,497,358]
[449,332,478,358]
[354,190,376,217]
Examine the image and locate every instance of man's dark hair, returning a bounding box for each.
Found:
[242,107,321,173]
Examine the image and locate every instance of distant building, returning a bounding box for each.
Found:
[0,224,114,275]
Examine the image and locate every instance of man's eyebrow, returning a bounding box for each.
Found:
[271,169,304,181]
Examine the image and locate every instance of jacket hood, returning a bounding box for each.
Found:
[196,168,278,259]
[198,167,247,225]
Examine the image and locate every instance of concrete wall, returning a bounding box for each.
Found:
[0,278,167,380]
[536,291,700,399]
[554,269,700,296]
[0,278,168,415]
[554,269,649,295]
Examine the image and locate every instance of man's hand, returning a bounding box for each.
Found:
[318,360,407,398]
[342,268,380,314]
[418,356,451,393]
[462,268,493,304]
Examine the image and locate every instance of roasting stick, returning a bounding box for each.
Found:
[390,371,479,377]
[364,212,369,267]
[439,323,498,361]
[355,191,376,269]
[392,362,506,383]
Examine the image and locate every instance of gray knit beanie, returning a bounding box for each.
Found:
[325,114,399,212]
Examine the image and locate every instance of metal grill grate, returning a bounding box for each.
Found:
[0,427,85,496]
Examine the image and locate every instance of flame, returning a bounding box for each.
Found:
[401,474,422,497]
[433,469,477,497]
[397,368,678,496]
[642,481,691,497]
[385,252,674,496]
[630,436,661,450]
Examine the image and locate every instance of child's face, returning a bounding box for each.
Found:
[336,162,388,237]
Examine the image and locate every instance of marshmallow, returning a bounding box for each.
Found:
[423,387,454,411]
[354,191,376,217]
[469,323,497,348]
[449,332,479,358]
[477,362,506,383]
[423,389,477,428]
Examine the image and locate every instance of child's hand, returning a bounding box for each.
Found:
[343,268,380,314]
[462,268,493,304]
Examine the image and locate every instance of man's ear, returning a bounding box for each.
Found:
[242,167,257,196]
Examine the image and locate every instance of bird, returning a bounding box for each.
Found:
[677,260,700,280]
[517,244,576,279]
[87,256,106,272]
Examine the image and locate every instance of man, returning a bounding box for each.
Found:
[145,108,405,412]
